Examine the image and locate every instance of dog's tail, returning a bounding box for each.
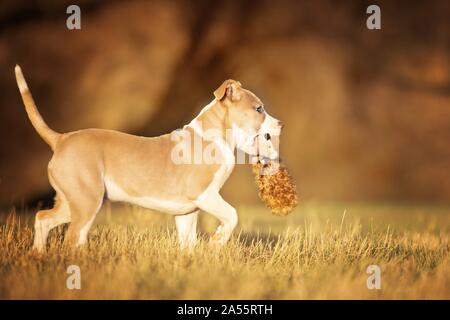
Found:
[15,65,60,150]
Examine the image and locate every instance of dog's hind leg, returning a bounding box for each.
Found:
[47,154,105,248]
[33,173,71,252]
[63,174,104,248]
[64,186,104,248]
[33,195,71,252]
[175,210,199,250]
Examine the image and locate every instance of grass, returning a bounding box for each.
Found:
[0,201,449,299]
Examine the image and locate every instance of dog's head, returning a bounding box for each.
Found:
[214,79,282,160]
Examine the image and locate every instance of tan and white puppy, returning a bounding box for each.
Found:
[14,66,282,251]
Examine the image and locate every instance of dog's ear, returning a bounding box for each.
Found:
[214,79,242,102]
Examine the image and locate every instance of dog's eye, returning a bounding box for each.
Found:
[255,106,264,113]
[264,133,271,141]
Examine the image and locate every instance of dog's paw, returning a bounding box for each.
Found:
[209,226,229,246]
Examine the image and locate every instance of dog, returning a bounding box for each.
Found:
[15,65,282,251]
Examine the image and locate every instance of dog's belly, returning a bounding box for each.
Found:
[104,176,197,215]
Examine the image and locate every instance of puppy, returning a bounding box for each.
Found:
[15,66,282,251]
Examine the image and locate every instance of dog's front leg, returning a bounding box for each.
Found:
[175,210,199,250]
[193,191,238,245]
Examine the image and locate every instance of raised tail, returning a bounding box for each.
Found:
[15,65,60,150]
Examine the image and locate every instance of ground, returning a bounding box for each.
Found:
[0,201,449,299]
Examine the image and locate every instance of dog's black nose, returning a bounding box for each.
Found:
[264,133,271,140]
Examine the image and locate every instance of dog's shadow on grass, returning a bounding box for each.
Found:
[198,231,281,249]
[47,226,282,251]
[238,231,281,249]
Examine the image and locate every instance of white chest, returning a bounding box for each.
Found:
[206,147,235,193]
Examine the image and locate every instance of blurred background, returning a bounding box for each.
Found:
[0,0,449,209]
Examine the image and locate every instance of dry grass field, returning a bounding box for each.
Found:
[0,201,449,299]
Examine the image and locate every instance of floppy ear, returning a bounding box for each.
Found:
[214,79,242,102]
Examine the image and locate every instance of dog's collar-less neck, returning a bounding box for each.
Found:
[187,99,237,154]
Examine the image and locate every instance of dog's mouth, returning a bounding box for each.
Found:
[253,132,280,162]
[237,128,280,161]
[257,155,278,165]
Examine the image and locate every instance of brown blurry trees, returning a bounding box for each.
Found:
[0,0,449,207]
